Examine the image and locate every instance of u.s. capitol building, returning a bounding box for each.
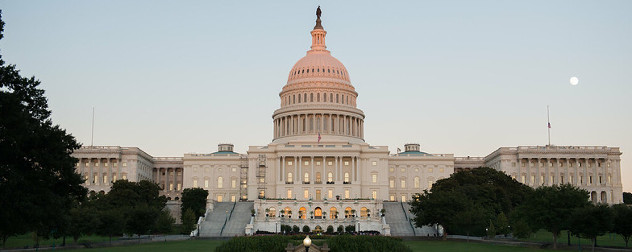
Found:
[71,9,624,236]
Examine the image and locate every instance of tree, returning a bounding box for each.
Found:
[302,225,310,233]
[337,225,344,234]
[68,202,99,242]
[126,204,160,239]
[155,209,175,234]
[410,167,532,239]
[624,192,632,204]
[612,204,632,247]
[495,212,509,237]
[180,188,208,221]
[181,208,197,235]
[514,184,590,249]
[0,11,87,246]
[326,225,334,234]
[292,225,300,233]
[569,204,614,252]
[95,209,125,243]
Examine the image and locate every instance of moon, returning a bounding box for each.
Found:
[570,76,579,85]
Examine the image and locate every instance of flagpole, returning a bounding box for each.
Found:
[91,107,95,147]
[547,105,551,146]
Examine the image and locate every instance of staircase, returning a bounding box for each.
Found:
[222,202,254,236]
[383,202,414,236]
[198,202,253,237]
[402,202,438,236]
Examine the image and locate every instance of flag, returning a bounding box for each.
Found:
[318,132,321,143]
[548,122,551,128]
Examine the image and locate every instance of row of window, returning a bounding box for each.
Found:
[192,177,239,189]
[290,66,347,79]
[285,172,350,183]
[283,92,355,106]
[388,177,436,189]
[83,173,127,185]
[283,188,378,201]
[518,173,612,186]
[389,167,446,173]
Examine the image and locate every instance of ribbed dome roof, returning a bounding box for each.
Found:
[288,52,350,82]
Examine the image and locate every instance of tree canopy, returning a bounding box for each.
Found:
[513,184,590,249]
[623,192,632,204]
[0,11,86,246]
[569,204,613,252]
[180,187,209,221]
[410,167,532,237]
[612,204,632,247]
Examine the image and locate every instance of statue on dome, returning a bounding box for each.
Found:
[316,6,322,19]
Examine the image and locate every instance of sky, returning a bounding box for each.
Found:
[1,1,630,191]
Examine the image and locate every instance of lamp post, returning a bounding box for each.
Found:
[303,235,312,252]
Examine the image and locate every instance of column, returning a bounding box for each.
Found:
[351,157,355,182]
[335,156,339,182]
[97,158,102,185]
[322,156,326,183]
[107,158,112,185]
[297,156,301,184]
[311,156,314,183]
[278,156,282,182]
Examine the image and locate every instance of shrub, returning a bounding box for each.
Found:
[292,225,300,233]
[345,225,355,233]
[215,236,291,252]
[337,225,344,234]
[303,225,310,233]
[326,225,334,234]
[328,235,412,252]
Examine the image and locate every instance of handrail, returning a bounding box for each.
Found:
[401,202,416,236]
[220,202,237,236]
[228,201,237,221]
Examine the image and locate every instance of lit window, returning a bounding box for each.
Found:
[345,189,350,199]
[428,180,433,189]
[123,162,127,167]
[288,161,293,165]
[401,195,406,202]
[217,195,223,202]
[428,168,433,173]
[372,161,377,166]
[305,161,309,165]
[372,190,377,200]
[316,161,321,165]
[288,173,293,183]
[327,172,333,182]
[401,168,406,173]
[204,178,209,188]
[390,195,395,201]
[389,167,394,172]
[414,177,420,188]
[304,173,310,183]
[304,189,309,199]
[439,168,444,173]
[344,172,350,183]
[372,174,377,183]
[344,161,349,166]
[287,189,292,199]
[389,179,394,188]
[328,161,332,166]
[328,189,333,199]
[232,178,237,188]
[401,179,406,188]
[218,177,223,188]
[193,179,198,187]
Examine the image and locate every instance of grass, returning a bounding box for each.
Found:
[403,240,556,252]
[2,233,118,249]
[518,229,628,248]
[66,239,554,252]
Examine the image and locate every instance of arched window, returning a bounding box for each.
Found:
[315,207,322,218]
[360,207,368,218]
[330,207,338,219]
[217,177,223,188]
[327,172,333,183]
[345,207,353,218]
[269,207,276,218]
[344,172,350,183]
[330,93,333,102]
[288,172,293,183]
[299,207,307,219]
[304,93,307,102]
[310,93,314,102]
[284,207,292,217]
[414,177,420,188]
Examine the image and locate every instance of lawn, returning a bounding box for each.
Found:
[2,233,118,249]
[66,239,555,252]
[518,229,628,248]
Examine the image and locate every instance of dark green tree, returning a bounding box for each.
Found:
[126,204,160,240]
[569,204,614,252]
[624,192,632,204]
[292,225,300,233]
[337,225,344,234]
[68,202,100,242]
[155,209,175,234]
[410,167,532,239]
[514,184,589,249]
[95,209,125,243]
[326,225,334,234]
[302,225,310,233]
[180,188,208,221]
[495,212,510,236]
[181,208,197,235]
[612,204,632,247]
[0,11,87,246]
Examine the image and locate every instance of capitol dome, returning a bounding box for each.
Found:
[272,8,365,145]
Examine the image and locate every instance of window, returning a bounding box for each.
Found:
[400,179,406,188]
[288,161,293,165]
[217,195,223,202]
[389,178,395,188]
[304,161,309,165]
[530,175,535,185]
[259,190,265,198]
[287,189,292,199]
[372,174,377,183]
[344,161,349,166]
[316,161,321,165]
[122,173,127,180]
[288,173,293,183]
[389,167,394,172]
[521,175,525,183]
[372,161,377,166]
[103,175,108,184]
[372,190,377,200]
[401,195,407,202]
[439,168,444,173]
[328,189,333,199]
[169,183,174,190]
[344,189,350,199]
[428,180,434,189]
[231,195,236,202]
[218,177,223,188]
[344,172,350,183]
[204,178,209,188]
[400,168,406,173]
[328,161,332,166]
[304,172,309,183]
[123,162,127,167]
[390,195,395,201]
[428,168,433,173]
[304,189,309,199]
[327,172,333,182]
[414,177,420,188]
[232,178,237,188]
[193,179,198,187]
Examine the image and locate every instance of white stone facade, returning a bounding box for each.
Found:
[70,10,625,230]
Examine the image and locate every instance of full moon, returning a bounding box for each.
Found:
[570,76,579,85]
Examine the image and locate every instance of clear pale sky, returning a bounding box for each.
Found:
[1,1,630,192]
